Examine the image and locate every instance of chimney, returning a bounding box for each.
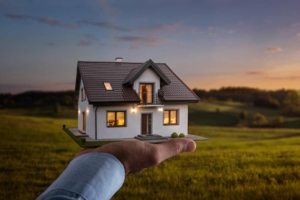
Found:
[115,57,123,62]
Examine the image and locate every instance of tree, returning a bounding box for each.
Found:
[282,90,300,117]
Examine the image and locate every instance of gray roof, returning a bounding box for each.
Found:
[123,59,171,86]
[74,59,200,106]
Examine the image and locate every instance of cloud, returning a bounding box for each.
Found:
[77,40,92,46]
[79,20,131,32]
[208,26,218,37]
[140,23,197,35]
[115,36,164,46]
[6,14,76,29]
[246,71,263,75]
[297,33,300,37]
[47,42,56,46]
[129,46,138,50]
[84,34,99,41]
[292,23,300,27]
[266,47,282,53]
[267,76,300,80]
[141,23,180,32]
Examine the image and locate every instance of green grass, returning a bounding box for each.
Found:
[1,106,300,199]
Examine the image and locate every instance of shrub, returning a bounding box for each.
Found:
[179,133,185,138]
[239,111,247,119]
[270,116,284,127]
[254,97,280,109]
[251,112,268,127]
[254,112,267,124]
[80,138,86,143]
[282,91,300,117]
[171,132,178,138]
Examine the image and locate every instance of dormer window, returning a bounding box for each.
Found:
[104,82,113,91]
[140,83,153,104]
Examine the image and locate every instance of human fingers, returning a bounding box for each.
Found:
[155,138,196,164]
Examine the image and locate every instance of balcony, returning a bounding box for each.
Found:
[137,92,163,107]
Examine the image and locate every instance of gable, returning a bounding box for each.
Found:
[123,59,171,86]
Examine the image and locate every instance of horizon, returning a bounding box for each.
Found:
[1,85,299,96]
[1,0,300,94]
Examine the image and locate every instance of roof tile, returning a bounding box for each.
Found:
[75,60,199,104]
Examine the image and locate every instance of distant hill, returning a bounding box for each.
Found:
[0,91,74,108]
[193,87,294,109]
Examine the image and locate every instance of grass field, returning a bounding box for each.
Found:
[1,102,300,199]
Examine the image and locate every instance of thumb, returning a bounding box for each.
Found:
[156,138,196,164]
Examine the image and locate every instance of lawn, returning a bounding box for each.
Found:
[0,106,300,199]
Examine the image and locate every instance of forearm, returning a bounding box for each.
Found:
[37,153,125,200]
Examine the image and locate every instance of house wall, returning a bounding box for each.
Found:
[78,80,95,136]
[78,71,189,140]
[95,104,188,139]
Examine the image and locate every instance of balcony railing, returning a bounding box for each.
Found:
[138,92,163,107]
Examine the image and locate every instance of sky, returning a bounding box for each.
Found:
[0,0,300,94]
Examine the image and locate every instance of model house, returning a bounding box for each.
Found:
[74,58,200,140]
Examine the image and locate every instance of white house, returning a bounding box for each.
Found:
[74,58,200,140]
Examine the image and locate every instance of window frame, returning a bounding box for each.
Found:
[139,83,154,104]
[81,88,86,102]
[104,82,113,91]
[163,110,179,125]
[106,111,127,127]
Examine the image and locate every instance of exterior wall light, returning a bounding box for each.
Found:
[86,108,89,114]
[132,108,136,113]
[158,107,163,112]
[78,109,80,114]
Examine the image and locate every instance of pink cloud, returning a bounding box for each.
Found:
[79,20,131,32]
[129,46,138,50]
[267,76,300,80]
[266,47,283,53]
[246,71,263,75]
[115,36,164,46]
[6,14,76,29]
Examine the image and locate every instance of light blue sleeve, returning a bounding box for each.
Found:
[36,153,125,200]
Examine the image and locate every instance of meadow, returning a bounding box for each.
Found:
[1,101,300,199]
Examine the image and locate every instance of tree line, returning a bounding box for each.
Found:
[0,91,74,109]
[0,87,299,117]
[193,87,300,117]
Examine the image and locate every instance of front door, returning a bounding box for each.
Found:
[141,114,152,135]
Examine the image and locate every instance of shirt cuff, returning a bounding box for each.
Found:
[37,153,125,200]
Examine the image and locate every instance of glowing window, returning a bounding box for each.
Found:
[164,110,178,125]
[139,84,153,104]
[107,111,126,127]
[104,82,113,90]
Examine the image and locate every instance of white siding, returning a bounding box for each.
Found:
[78,79,95,136]
[94,104,188,139]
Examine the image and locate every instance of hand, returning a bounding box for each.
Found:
[75,138,196,175]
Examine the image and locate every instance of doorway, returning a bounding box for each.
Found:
[141,114,152,135]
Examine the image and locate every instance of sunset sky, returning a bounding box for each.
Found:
[1,0,300,94]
